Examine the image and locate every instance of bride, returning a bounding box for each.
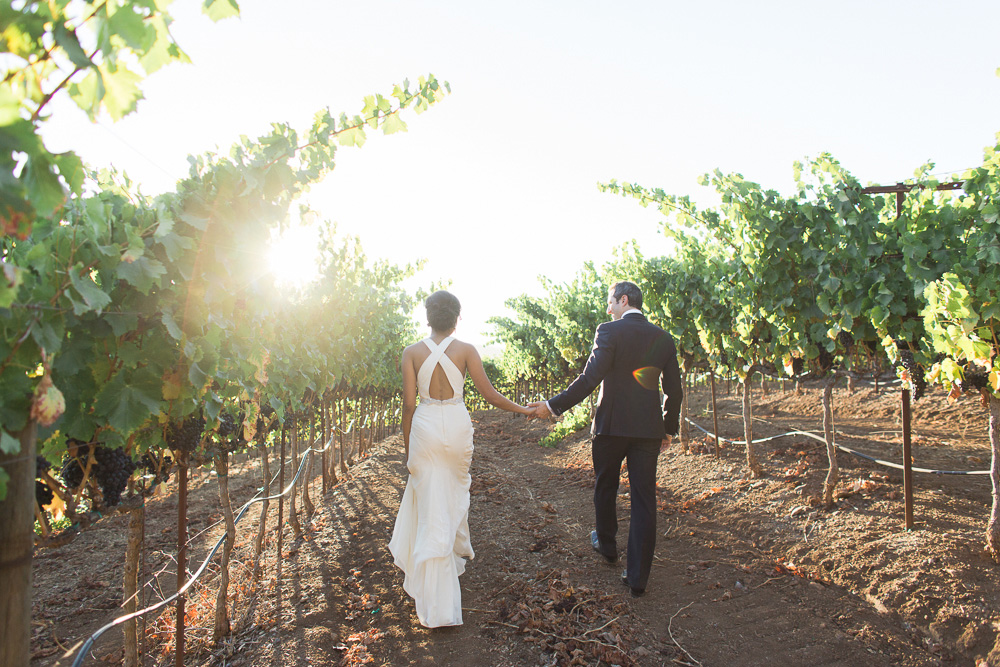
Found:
[388,290,531,628]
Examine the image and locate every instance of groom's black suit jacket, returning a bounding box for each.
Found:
[548,312,682,439]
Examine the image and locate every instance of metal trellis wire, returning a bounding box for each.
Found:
[71,433,336,667]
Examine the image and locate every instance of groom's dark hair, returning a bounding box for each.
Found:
[610,281,642,310]
[426,290,461,331]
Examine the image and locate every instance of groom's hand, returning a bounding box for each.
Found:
[527,401,553,420]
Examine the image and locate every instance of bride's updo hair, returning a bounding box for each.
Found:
[425,290,461,332]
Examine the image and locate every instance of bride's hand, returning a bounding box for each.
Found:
[526,401,553,421]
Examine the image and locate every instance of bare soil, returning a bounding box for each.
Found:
[30,379,1000,666]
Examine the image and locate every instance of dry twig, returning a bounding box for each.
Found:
[667,602,702,667]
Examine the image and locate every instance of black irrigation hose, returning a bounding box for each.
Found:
[684,417,990,476]
[71,435,336,667]
[686,369,902,388]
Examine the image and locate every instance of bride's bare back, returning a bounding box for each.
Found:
[407,339,466,400]
[401,335,527,414]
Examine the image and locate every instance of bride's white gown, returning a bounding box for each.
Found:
[389,336,475,628]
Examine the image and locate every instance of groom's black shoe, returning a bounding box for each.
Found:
[621,569,645,598]
[590,530,618,564]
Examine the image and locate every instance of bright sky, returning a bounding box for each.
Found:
[41,0,1000,352]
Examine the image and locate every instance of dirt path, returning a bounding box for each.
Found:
[32,381,1000,666]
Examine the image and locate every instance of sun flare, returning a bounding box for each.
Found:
[267,225,322,287]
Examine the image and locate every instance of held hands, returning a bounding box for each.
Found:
[526,401,554,421]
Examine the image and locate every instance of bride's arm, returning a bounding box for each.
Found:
[465,345,531,415]
[401,346,417,462]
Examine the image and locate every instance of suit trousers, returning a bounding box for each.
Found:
[591,434,660,591]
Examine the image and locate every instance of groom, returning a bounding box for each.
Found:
[529,281,682,597]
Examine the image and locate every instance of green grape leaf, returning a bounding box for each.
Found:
[117,256,166,294]
[203,392,222,423]
[0,430,20,455]
[203,0,240,21]
[162,311,183,340]
[0,468,7,502]
[52,151,85,195]
[0,86,21,126]
[98,64,144,121]
[0,261,21,308]
[23,151,66,219]
[117,341,143,366]
[156,230,192,262]
[53,23,92,69]
[106,3,150,52]
[140,16,191,74]
[94,368,161,434]
[105,311,139,337]
[337,126,366,148]
[188,361,208,389]
[68,69,104,120]
[382,113,407,135]
[29,319,64,353]
[69,267,112,314]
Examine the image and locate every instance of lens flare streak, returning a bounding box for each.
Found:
[632,366,660,391]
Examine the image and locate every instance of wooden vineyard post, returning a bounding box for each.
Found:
[339,397,348,476]
[901,388,914,530]
[328,397,339,485]
[679,372,689,454]
[822,379,840,508]
[358,395,366,458]
[742,367,762,477]
[276,423,286,609]
[175,453,188,667]
[303,415,315,518]
[0,422,37,667]
[321,399,329,493]
[362,395,370,457]
[353,401,361,462]
[289,421,302,538]
[213,451,235,641]
[987,393,1000,560]
[253,438,271,580]
[368,394,375,453]
[140,486,147,663]
[710,370,721,460]
[123,500,144,667]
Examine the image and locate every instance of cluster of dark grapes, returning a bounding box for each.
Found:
[791,357,804,376]
[817,346,834,372]
[92,447,136,506]
[167,415,205,452]
[214,412,250,453]
[961,363,990,392]
[837,331,855,349]
[60,440,92,490]
[218,412,237,437]
[60,443,136,506]
[36,456,53,507]
[139,453,173,485]
[896,347,927,400]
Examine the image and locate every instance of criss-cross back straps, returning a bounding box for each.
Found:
[417,337,464,399]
